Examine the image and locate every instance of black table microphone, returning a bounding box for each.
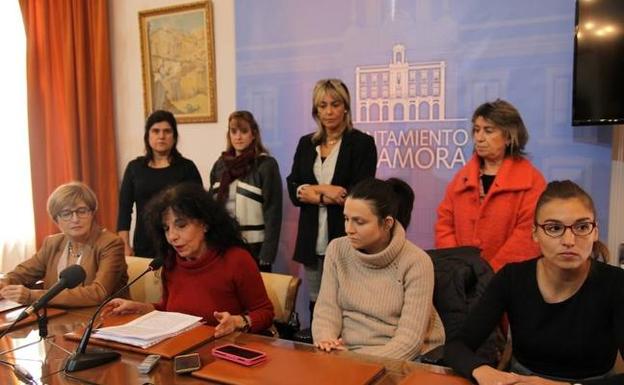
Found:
[64,257,163,372]
[0,264,87,343]
[15,264,86,323]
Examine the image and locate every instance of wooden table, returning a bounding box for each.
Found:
[0,308,470,385]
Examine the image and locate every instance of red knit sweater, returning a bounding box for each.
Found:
[154,246,274,333]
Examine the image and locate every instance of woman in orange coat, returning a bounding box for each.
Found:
[435,100,546,272]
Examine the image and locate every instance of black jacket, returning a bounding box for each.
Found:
[427,246,498,365]
[286,129,377,267]
[209,155,282,265]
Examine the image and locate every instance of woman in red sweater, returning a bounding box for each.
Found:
[104,183,274,337]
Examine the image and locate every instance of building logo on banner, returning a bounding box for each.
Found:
[355,44,469,170]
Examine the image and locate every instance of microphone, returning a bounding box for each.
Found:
[65,257,163,372]
[16,265,86,323]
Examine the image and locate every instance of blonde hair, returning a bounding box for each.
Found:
[47,181,98,221]
[311,79,353,144]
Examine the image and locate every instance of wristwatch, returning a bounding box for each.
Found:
[240,314,251,332]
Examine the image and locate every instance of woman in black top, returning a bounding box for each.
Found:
[445,180,624,385]
[286,79,377,322]
[117,110,203,258]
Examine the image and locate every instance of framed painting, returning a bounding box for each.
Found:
[139,1,217,123]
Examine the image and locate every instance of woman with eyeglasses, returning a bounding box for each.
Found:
[435,99,546,272]
[0,182,128,306]
[445,180,624,385]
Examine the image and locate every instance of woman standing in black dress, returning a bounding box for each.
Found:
[117,110,203,258]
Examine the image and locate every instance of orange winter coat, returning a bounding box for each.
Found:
[435,154,546,272]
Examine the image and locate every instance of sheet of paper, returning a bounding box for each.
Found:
[0,299,23,313]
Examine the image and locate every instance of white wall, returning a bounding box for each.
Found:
[109,0,235,185]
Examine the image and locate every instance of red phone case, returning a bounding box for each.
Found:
[212,344,267,366]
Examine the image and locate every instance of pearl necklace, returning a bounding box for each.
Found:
[68,242,83,260]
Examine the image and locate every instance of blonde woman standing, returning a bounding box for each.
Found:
[287,79,377,322]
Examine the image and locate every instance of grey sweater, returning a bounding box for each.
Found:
[312,223,445,360]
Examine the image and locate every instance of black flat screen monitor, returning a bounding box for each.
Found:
[573,0,624,126]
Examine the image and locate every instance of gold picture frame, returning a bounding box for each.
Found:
[139,1,217,123]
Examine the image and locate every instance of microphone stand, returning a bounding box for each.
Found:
[0,265,86,360]
[64,261,161,372]
[36,307,48,339]
[0,309,50,383]
[0,306,50,352]
[0,307,78,358]
[37,307,71,355]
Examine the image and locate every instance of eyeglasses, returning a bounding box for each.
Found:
[57,207,92,221]
[535,221,596,238]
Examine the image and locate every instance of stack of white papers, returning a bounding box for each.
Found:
[93,310,202,349]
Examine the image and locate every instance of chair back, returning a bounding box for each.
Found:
[125,256,162,303]
[260,272,301,324]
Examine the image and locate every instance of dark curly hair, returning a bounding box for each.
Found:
[144,182,247,269]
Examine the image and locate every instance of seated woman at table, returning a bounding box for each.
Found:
[444,180,624,385]
[0,181,128,306]
[104,183,274,338]
[312,178,445,360]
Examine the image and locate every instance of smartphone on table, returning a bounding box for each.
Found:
[174,353,202,374]
[212,344,267,366]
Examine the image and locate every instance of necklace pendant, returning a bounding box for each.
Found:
[68,242,83,259]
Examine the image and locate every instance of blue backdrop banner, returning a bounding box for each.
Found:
[235,0,612,272]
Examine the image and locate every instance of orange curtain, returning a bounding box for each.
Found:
[19,0,118,246]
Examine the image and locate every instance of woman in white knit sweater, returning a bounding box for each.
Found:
[312,177,445,360]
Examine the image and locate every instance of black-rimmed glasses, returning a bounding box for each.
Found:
[535,221,596,238]
[57,207,92,221]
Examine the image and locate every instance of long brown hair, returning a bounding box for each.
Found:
[534,180,609,262]
[225,111,269,155]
